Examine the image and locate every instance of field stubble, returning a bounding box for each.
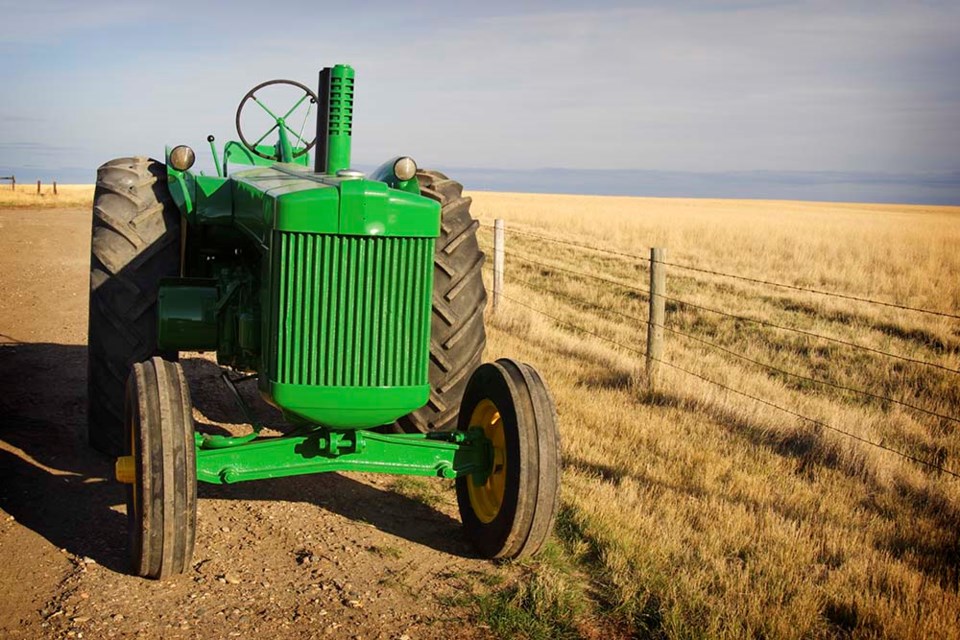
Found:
[468,191,960,638]
[9,185,956,637]
[0,184,94,208]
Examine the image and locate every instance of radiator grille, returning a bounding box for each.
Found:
[272,232,433,387]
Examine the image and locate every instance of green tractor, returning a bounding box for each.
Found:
[87,64,560,578]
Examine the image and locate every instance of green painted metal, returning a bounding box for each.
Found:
[316,64,355,175]
[263,231,434,426]
[337,177,439,237]
[268,384,431,428]
[166,145,195,218]
[201,431,259,449]
[207,136,223,178]
[157,279,219,350]
[194,428,491,485]
[167,160,233,225]
[223,140,309,174]
[226,166,439,243]
[368,157,421,194]
[277,120,294,163]
[151,64,476,489]
[194,175,232,226]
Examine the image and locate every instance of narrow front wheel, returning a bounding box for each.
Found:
[116,357,197,579]
[456,359,560,559]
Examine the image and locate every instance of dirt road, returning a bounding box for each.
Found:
[0,207,501,639]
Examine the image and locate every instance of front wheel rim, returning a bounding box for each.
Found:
[125,397,139,519]
[467,399,507,523]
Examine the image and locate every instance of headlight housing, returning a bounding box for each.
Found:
[393,156,417,181]
[169,145,196,172]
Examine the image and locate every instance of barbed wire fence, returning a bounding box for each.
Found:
[479,221,960,479]
[0,176,59,195]
[497,225,960,320]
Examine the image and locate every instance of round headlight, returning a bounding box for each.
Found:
[393,156,417,181]
[169,145,196,172]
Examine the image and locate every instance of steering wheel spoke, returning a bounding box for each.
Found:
[236,79,319,161]
[251,96,281,121]
[252,123,280,148]
[281,93,310,121]
[282,122,309,147]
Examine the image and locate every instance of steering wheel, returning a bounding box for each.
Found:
[235,79,319,160]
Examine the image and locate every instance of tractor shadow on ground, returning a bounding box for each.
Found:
[0,342,130,573]
[179,355,289,434]
[180,356,474,557]
[201,474,475,558]
[0,342,475,571]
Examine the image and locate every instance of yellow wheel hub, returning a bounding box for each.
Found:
[467,399,507,523]
[115,456,135,484]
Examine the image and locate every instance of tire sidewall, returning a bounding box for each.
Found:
[124,358,196,579]
[456,362,529,558]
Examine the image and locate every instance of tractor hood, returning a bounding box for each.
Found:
[175,163,440,249]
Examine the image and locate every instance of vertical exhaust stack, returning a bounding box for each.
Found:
[314,64,355,175]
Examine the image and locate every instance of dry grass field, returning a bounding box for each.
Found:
[3,183,956,637]
[0,184,94,208]
[467,192,960,638]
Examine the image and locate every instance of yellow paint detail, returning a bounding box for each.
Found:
[467,399,507,523]
[115,455,135,484]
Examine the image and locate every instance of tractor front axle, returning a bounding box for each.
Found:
[118,427,492,486]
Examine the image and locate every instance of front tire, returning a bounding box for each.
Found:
[87,157,180,455]
[456,359,561,559]
[121,357,197,579]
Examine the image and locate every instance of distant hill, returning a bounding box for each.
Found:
[448,167,960,206]
[3,164,957,206]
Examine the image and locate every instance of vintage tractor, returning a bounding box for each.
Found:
[87,64,560,578]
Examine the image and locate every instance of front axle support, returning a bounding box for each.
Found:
[118,427,491,486]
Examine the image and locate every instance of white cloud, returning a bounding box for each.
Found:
[0,0,156,43]
[1,1,958,179]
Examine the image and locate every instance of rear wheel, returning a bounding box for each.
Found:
[456,359,561,559]
[116,357,197,579]
[87,157,180,455]
[398,170,487,434]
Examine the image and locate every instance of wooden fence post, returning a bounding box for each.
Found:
[646,247,667,388]
[10,176,14,191]
[36,180,41,195]
[53,181,58,195]
[493,219,505,312]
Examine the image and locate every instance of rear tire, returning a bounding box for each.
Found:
[397,170,487,434]
[87,157,180,455]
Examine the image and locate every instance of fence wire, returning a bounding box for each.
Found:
[494,249,960,376]
[481,224,652,263]
[482,222,960,320]
[494,269,960,426]
[487,287,960,479]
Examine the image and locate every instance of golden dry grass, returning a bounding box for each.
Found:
[468,191,960,638]
[0,184,94,208]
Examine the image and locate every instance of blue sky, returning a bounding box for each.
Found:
[1,1,958,203]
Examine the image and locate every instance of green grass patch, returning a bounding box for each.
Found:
[388,476,446,507]
[553,502,667,637]
[447,501,665,638]
[470,544,587,639]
